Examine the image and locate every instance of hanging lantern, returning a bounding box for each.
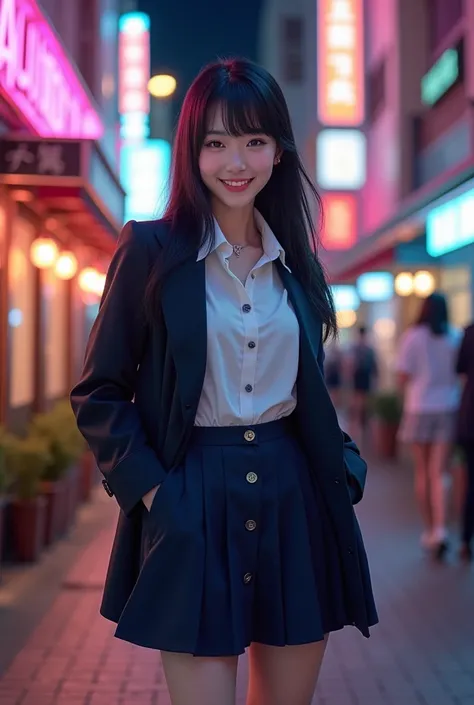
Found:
[413,270,435,298]
[78,267,100,293]
[55,251,78,280]
[394,272,413,297]
[78,267,106,296]
[30,237,59,269]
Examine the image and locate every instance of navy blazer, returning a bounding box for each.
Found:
[70,219,371,634]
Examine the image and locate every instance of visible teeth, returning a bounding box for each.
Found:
[222,180,251,186]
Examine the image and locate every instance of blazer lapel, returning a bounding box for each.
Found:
[276,261,343,465]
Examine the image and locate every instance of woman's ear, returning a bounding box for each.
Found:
[274,150,283,165]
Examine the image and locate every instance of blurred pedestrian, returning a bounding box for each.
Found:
[348,326,378,438]
[324,340,344,409]
[396,292,460,559]
[70,58,377,705]
[455,323,474,562]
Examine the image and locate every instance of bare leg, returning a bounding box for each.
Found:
[428,441,452,546]
[246,638,328,705]
[411,442,432,545]
[160,651,239,705]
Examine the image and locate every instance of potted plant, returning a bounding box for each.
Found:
[4,433,51,562]
[370,391,403,459]
[30,400,86,539]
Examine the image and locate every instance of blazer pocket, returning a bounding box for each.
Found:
[145,467,182,541]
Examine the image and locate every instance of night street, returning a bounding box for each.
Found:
[1,454,473,705]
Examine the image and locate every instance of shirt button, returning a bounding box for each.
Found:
[246,471,258,483]
[242,304,251,313]
[251,273,256,279]
[245,384,253,393]
[243,572,253,584]
[245,519,257,531]
[248,341,256,349]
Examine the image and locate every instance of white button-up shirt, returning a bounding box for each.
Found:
[195,210,299,427]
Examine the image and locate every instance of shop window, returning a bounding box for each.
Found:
[43,268,68,400]
[427,0,463,54]
[281,17,304,84]
[8,219,35,408]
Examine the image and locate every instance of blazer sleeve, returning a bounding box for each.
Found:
[70,221,167,516]
[317,342,367,505]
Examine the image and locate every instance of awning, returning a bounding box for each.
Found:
[328,157,474,281]
[0,136,125,254]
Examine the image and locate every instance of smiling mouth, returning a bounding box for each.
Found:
[219,178,255,192]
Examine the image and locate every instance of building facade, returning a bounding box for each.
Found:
[0,0,125,430]
[260,0,474,383]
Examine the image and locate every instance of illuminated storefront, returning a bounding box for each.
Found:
[0,0,125,428]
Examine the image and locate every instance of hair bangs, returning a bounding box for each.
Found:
[207,80,281,140]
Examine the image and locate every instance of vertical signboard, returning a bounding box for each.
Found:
[317,0,365,126]
[118,12,150,140]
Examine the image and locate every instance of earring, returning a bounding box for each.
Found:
[275,157,281,165]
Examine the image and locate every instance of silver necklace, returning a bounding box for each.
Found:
[232,244,247,257]
[231,231,262,257]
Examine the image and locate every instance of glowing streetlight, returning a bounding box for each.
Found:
[148,74,177,98]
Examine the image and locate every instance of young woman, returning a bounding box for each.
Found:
[71,58,377,705]
[396,292,460,559]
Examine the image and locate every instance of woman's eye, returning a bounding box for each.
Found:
[248,138,266,147]
[205,140,224,148]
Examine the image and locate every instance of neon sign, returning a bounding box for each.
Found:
[0,0,103,139]
[118,12,150,140]
[317,0,364,126]
[321,192,357,250]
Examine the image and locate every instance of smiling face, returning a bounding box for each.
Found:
[199,103,280,212]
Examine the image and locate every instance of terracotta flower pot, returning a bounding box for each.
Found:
[0,497,6,580]
[40,481,63,546]
[80,451,96,503]
[374,419,399,459]
[11,496,46,562]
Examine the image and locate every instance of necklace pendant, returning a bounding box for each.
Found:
[233,245,244,257]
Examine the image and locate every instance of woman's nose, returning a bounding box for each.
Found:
[226,149,246,171]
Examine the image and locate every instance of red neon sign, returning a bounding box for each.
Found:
[118,17,150,116]
[321,193,357,250]
[0,0,103,138]
[317,0,365,126]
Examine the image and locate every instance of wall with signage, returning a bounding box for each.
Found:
[0,0,103,139]
[360,0,400,236]
[316,0,365,252]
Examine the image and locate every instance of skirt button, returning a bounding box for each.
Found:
[245,519,257,531]
[244,429,255,442]
[246,471,258,484]
[243,572,253,584]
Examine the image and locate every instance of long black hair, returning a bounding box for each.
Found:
[145,57,337,339]
[417,291,449,336]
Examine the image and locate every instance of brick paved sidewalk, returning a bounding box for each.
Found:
[0,456,473,705]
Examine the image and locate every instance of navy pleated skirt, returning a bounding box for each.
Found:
[114,416,377,656]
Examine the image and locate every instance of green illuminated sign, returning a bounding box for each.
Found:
[421,48,459,106]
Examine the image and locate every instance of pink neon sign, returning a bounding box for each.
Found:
[0,0,103,139]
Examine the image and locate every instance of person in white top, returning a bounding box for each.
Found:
[71,58,377,705]
[396,292,460,558]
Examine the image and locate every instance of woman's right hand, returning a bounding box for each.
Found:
[142,485,161,512]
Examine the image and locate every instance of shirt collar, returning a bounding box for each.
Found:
[197,209,291,272]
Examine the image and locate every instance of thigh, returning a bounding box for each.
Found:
[411,442,430,473]
[246,638,328,705]
[161,651,238,705]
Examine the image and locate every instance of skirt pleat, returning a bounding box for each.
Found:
[114,416,377,656]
